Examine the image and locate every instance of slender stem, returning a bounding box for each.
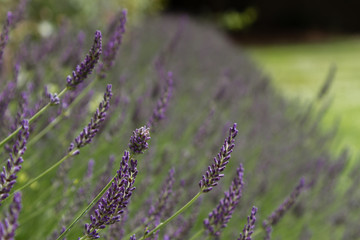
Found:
[0,88,68,149]
[57,173,117,240]
[189,229,204,240]
[138,191,203,240]
[28,80,96,147]
[9,149,77,198]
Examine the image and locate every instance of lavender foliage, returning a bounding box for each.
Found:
[66,31,102,89]
[0,120,29,202]
[204,164,244,237]
[199,123,238,193]
[0,192,22,239]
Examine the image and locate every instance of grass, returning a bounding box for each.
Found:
[246,37,360,158]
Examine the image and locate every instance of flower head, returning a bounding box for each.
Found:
[263,177,305,231]
[199,123,238,193]
[0,192,22,238]
[68,84,112,155]
[238,206,258,240]
[204,164,244,237]
[128,126,151,155]
[147,72,174,128]
[85,150,138,239]
[0,120,29,203]
[66,30,102,89]
[99,9,127,78]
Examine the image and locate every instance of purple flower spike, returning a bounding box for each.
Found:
[147,71,174,127]
[85,150,138,239]
[0,192,22,239]
[68,85,112,154]
[128,126,151,155]
[199,123,238,193]
[204,164,244,237]
[66,30,102,89]
[99,9,127,78]
[0,120,29,203]
[262,177,305,235]
[238,206,258,240]
[0,12,12,65]
[264,225,272,240]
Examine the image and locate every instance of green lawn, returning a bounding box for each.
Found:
[246,37,360,158]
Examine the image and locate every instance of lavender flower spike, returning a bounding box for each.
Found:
[0,192,22,239]
[0,12,12,65]
[85,150,138,239]
[128,126,151,155]
[262,177,305,232]
[99,9,127,78]
[147,71,174,127]
[203,164,244,237]
[68,84,112,155]
[0,120,29,203]
[66,30,102,89]
[238,206,258,240]
[199,123,238,193]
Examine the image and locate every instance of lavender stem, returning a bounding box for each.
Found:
[138,191,203,240]
[56,171,120,240]
[0,88,67,149]
[28,80,97,147]
[7,148,78,199]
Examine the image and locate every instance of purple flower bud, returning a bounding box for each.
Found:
[66,31,102,89]
[0,192,22,238]
[128,126,151,155]
[68,85,112,154]
[238,206,258,240]
[199,123,238,193]
[0,120,29,203]
[84,150,138,239]
[129,235,136,240]
[204,164,244,237]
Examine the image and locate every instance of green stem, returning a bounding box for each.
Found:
[28,80,96,147]
[138,191,203,240]
[57,174,117,240]
[9,149,77,197]
[189,229,204,240]
[0,88,68,149]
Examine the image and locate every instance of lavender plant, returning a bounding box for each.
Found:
[0,2,356,240]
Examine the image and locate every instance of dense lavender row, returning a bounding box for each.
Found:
[0,1,357,240]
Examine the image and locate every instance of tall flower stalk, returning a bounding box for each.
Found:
[0,30,102,149]
[137,123,239,240]
[57,126,150,240]
[204,164,245,238]
[0,120,29,203]
[8,85,112,196]
[0,192,22,238]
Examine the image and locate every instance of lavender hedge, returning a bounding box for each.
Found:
[0,2,357,240]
